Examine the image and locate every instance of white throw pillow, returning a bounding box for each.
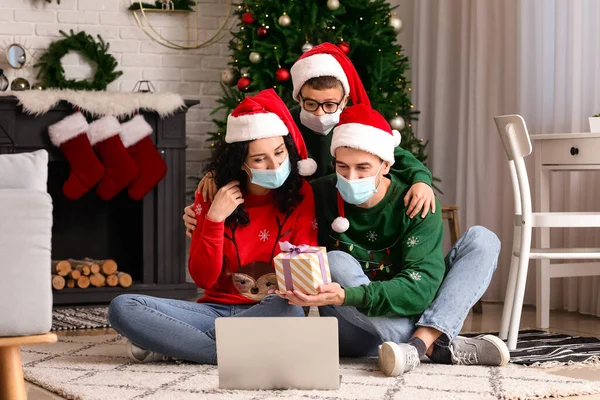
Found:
[0,150,48,191]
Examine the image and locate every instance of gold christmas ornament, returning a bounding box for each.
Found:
[249,51,262,64]
[31,82,45,90]
[389,15,404,33]
[278,12,291,27]
[327,0,340,10]
[10,77,30,91]
[301,41,314,53]
[390,116,406,131]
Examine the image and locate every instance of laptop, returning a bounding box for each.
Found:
[215,317,340,390]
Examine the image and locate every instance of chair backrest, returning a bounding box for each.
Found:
[493,115,534,218]
[493,115,532,161]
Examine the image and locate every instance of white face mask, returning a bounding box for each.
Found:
[299,108,342,135]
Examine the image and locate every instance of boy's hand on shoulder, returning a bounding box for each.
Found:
[404,182,436,219]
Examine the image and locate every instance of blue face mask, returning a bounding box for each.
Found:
[245,156,291,189]
[336,162,385,205]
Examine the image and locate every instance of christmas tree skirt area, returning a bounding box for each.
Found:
[21,332,600,400]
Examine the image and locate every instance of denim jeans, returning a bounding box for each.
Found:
[108,294,304,364]
[319,226,501,357]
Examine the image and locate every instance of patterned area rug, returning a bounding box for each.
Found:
[466,330,600,367]
[52,307,110,331]
[51,306,600,368]
[21,334,600,400]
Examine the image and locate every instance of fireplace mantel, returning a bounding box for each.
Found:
[0,96,199,305]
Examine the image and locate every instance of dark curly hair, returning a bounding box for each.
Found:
[205,135,304,227]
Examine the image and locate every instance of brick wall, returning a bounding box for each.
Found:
[0,0,232,196]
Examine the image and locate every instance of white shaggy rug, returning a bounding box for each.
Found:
[22,334,600,400]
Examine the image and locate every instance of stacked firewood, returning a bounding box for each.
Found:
[51,258,132,290]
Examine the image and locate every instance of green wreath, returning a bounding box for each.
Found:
[35,30,122,91]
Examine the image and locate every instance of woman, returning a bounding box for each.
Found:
[109,89,318,364]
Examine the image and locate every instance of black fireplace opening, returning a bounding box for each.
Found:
[48,161,144,282]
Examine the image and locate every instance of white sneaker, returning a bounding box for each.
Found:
[125,340,173,363]
[378,342,420,377]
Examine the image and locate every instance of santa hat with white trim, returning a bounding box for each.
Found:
[226,88,316,176]
[330,104,401,233]
[291,42,371,107]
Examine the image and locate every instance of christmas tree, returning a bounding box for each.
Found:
[208,0,434,183]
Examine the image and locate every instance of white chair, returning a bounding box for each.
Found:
[493,115,600,350]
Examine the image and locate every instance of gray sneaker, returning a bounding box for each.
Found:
[125,340,173,363]
[449,335,510,366]
[378,342,420,377]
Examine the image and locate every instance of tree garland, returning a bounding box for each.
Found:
[34,30,122,91]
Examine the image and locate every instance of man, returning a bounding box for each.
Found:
[279,104,509,377]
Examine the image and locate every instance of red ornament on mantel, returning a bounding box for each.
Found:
[337,40,351,55]
[275,68,290,82]
[242,12,255,24]
[257,26,268,36]
[237,76,251,91]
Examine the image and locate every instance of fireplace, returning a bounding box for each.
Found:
[0,96,199,305]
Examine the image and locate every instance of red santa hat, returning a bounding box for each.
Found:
[291,42,371,107]
[226,89,316,176]
[330,104,401,233]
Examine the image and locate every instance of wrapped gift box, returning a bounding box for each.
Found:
[273,242,331,295]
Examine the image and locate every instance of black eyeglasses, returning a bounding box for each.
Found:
[299,94,343,114]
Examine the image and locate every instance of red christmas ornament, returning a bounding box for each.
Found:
[275,68,290,82]
[237,76,251,91]
[257,26,268,36]
[242,12,255,24]
[337,40,351,55]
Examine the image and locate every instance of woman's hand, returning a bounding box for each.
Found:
[206,181,244,223]
[198,171,218,202]
[183,205,197,238]
[404,182,436,219]
[278,283,345,307]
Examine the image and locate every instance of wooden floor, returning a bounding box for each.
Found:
[25,303,600,399]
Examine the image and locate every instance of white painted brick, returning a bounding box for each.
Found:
[0,11,13,21]
[182,69,220,82]
[160,82,201,96]
[106,81,120,92]
[78,0,119,11]
[141,41,181,54]
[143,68,182,81]
[132,13,184,28]
[159,27,189,41]
[161,55,201,68]
[119,80,140,92]
[197,95,220,109]
[99,12,135,26]
[187,122,214,135]
[0,22,34,35]
[195,17,219,30]
[57,11,98,24]
[0,0,32,8]
[106,40,140,54]
[200,56,229,70]
[60,51,81,66]
[201,82,223,96]
[195,3,230,17]
[26,37,54,50]
[119,27,150,40]
[35,23,77,37]
[62,64,96,80]
[118,68,143,81]
[14,9,55,22]
[32,0,77,10]
[121,54,160,67]
[81,26,119,39]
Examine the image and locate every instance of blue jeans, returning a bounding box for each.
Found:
[320,226,501,357]
[108,294,304,364]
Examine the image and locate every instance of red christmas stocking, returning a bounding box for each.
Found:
[88,116,140,200]
[120,115,167,200]
[48,112,104,199]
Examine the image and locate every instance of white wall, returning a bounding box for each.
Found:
[0,0,232,194]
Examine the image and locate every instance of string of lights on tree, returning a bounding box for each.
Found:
[208,0,437,186]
